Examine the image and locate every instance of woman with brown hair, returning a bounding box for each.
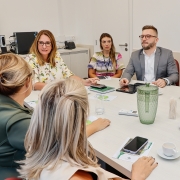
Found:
[88,33,125,78]
[0,53,33,179]
[26,30,98,90]
[19,79,157,180]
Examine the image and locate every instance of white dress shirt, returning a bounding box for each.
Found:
[143,49,169,85]
[143,50,156,83]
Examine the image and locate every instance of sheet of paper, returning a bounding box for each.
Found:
[86,115,98,125]
[112,137,153,163]
[89,94,117,101]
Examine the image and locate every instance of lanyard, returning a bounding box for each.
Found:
[103,55,111,72]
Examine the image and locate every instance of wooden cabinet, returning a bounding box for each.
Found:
[58,47,89,78]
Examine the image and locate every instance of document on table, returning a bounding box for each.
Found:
[112,138,153,163]
[89,94,117,101]
[86,115,98,125]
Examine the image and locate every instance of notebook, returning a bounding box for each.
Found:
[89,86,115,94]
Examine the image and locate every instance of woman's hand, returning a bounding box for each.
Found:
[131,156,158,180]
[91,118,111,132]
[84,77,99,86]
[86,118,111,137]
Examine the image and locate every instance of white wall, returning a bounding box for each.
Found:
[0,0,60,40]
[57,0,94,44]
[58,0,180,53]
[132,0,180,52]
[1,0,180,53]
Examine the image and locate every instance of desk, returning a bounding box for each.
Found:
[87,78,180,180]
[25,79,180,180]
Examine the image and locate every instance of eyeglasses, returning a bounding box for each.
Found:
[139,34,157,40]
[38,41,51,47]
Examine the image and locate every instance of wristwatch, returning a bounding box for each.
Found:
[163,78,168,86]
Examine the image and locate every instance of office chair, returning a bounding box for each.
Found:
[174,59,179,86]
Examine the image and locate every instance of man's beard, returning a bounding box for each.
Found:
[142,42,155,50]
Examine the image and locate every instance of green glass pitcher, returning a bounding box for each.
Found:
[137,84,158,124]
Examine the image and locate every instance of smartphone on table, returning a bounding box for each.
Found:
[116,85,135,93]
[90,84,107,89]
[123,136,148,154]
[116,83,145,94]
[98,76,106,79]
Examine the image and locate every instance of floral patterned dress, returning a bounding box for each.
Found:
[25,51,73,84]
[88,52,125,77]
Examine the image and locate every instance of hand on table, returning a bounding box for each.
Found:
[86,118,111,137]
[152,79,166,88]
[91,118,111,132]
[84,77,99,86]
[120,78,129,87]
[131,156,158,180]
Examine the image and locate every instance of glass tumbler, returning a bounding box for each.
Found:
[95,94,104,115]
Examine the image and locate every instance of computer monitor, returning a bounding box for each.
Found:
[13,31,38,54]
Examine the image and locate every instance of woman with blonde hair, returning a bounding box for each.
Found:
[26,29,98,90]
[0,53,33,179]
[88,33,125,78]
[19,79,157,180]
[0,54,108,180]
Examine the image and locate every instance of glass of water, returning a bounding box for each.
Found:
[95,94,104,115]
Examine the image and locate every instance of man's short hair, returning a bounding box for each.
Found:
[142,25,158,35]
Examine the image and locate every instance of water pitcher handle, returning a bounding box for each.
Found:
[145,91,150,112]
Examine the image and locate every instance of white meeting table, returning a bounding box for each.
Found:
[25,78,180,180]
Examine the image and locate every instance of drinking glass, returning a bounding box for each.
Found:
[95,94,104,115]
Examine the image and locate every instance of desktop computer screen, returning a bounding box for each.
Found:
[13,31,38,54]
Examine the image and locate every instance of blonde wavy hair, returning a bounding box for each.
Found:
[19,79,98,179]
[0,53,33,96]
[29,30,57,67]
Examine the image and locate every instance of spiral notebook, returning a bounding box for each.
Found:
[88,86,115,94]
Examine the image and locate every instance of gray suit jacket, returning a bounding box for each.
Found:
[122,47,179,84]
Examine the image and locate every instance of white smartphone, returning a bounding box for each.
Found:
[119,109,138,117]
[123,136,148,154]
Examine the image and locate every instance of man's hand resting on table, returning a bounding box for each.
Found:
[119,78,129,87]
[152,79,166,88]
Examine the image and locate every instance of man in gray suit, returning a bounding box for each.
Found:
[120,25,178,88]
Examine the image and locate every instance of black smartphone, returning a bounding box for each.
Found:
[116,85,135,94]
[116,83,145,94]
[123,136,148,154]
[98,76,106,79]
[90,84,107,89]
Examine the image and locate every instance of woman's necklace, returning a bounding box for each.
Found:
[103,55,111,73]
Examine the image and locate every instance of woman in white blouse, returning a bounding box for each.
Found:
[25,30,111,145]
[26,30,98,90]
[19,79,158,180]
